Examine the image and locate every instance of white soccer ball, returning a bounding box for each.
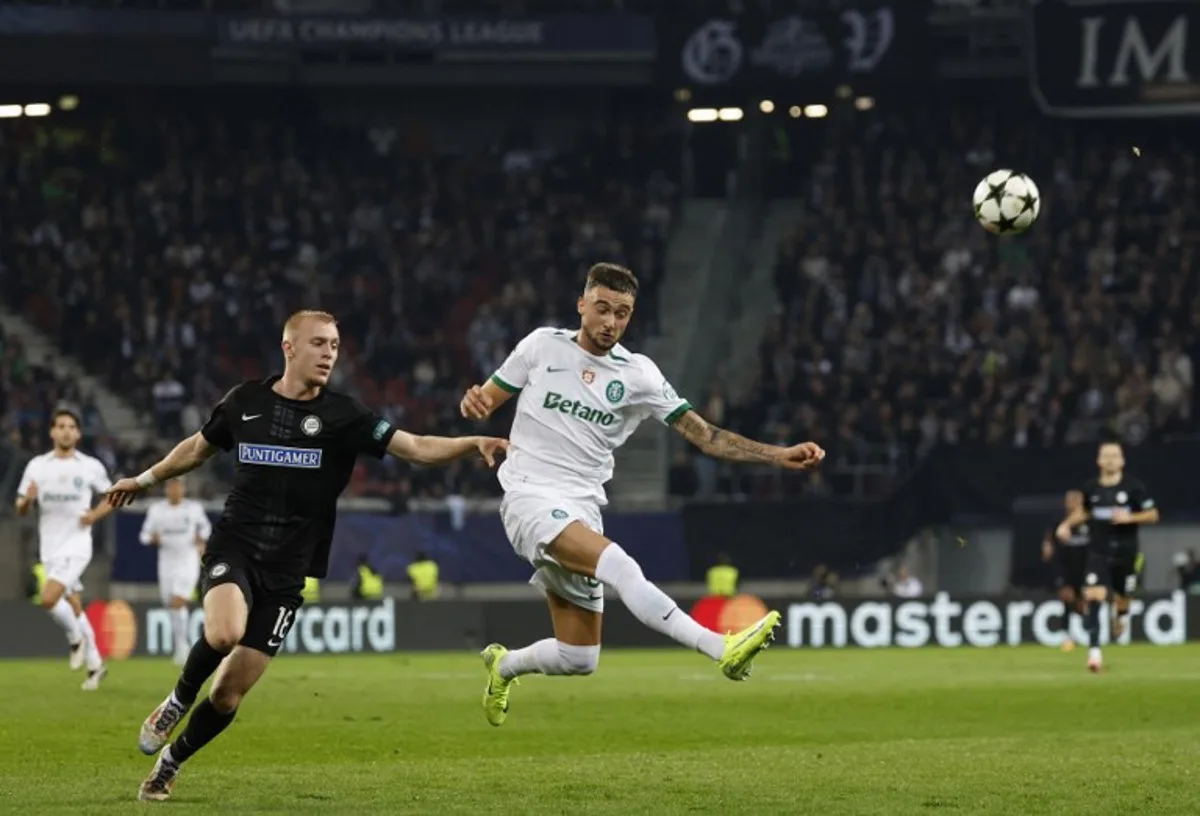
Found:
[972,170,1041,235]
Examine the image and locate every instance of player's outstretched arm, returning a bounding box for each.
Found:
[386,430,509,467]
[105,432,221,508]
[460,379,516,421]
[1056,506,1090,540]
[670,410,824,470]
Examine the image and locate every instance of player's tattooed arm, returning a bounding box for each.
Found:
[670,410,824,469]
[386,430,510,468]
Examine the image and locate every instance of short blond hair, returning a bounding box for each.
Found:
[282,310,337,342]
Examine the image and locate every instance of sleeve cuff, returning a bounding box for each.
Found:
[490,374,522,394]
[663,402,693,426]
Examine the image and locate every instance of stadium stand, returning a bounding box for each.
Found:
[0,97,680,498]
[707,104,1200,499]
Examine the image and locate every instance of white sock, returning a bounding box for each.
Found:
[1089,646,1102,662]
[172,608,190,654]
[595,543,725,661]
[49,599,82,646]
[499,638,600,679]
[76,612,104,671]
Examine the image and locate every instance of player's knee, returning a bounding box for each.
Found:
[208,683,243,713]
[556,642,600,676]
[202,623,242,653]
[594,542,643,588]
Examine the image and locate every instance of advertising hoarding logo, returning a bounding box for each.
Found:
[786,592,1187,648]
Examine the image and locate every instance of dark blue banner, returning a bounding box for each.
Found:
[113,509,686,585]
[0,5,207,36]
[217,14,655,56]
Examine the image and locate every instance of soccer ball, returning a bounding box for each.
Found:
[972,170,1041,235]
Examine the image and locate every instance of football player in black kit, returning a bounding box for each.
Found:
[1042,489,1089,652]
[105,310,509,802]
[1057,441,1158,673]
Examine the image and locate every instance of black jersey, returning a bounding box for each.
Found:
[200,376,396,579]
[1082,475,1155,558]
[1051,521,1091,550]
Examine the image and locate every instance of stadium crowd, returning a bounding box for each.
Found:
[684,105,1200,500]
[0,97,680,501]
[5,96,1198,505]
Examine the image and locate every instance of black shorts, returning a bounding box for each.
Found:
[1084,550,1141,598]
[1056,546,1089,592]
[200,549,304,657]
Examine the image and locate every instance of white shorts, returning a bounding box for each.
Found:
[500,492,605,613]
[158,553,201,605]
[43,552,91,595]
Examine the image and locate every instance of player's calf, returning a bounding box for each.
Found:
[499,638,600,678]
[547,524,725,662]
[158,646,265,770]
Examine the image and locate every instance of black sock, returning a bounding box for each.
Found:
[1085,601,1101,648]
[1059,607,1071,633]
[168,698,237,764]
[173,631,230,707]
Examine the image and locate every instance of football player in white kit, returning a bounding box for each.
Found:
[140,478,212,665]
[14,408,113,690]
[460,263,825,726]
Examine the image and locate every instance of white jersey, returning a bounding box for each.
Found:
[16,450,112,560]
[490,327,691,504]
[140,499,211,555]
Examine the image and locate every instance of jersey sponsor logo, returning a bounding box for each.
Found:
[542,391,617,427]
[39,492,84,503]
[546,366,568,373]
[241,413,263,421]
[238,443,323,469]
[785,591,1187,648]
[1116,491,1128,504]
[300,415,323,436]
[605,380,625,403]
[209,563,229,579]
[582,368,595,384]
[372,419,391,441]
[663,381,679,401]
[551,509,569,520]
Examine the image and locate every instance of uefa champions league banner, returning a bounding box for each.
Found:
[1031,0,1200,117]
[658,2,931,89]
[216,13,655,57]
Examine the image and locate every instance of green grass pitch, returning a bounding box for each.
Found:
[3,646,1200,814]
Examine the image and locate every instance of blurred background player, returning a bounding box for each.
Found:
[1059,442,1158,672]
[140,478,212,666]
[461,263,823,727]
[1044,490,1090,652]
[104,310,508,802]
[13,408,113,690]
